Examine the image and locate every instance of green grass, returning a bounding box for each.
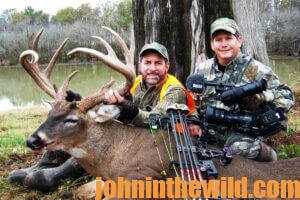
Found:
[0,106,47,159]
[277,144,300,159]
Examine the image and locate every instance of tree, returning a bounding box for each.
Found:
[133,0,192,83]
[99,0,133,32]
[231,0,269,66]
[114,0,133,31]
[260,0,300,56]
[133,0,270,82]
[11,6,49,25]
[0,9,16,31]
[76,3,98,22]
[52,7,77,24]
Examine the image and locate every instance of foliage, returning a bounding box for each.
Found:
[11,6,49,25]
[0,0,133,65]
[52,7,78,24]
[76,3,99,23]
[111,0,133,31]
[260,0,300,56]
[277,144,300,159]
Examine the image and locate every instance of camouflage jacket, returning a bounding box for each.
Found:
[194,53,294,114]
[130,79,187,127]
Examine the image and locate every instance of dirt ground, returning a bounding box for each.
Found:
[0,151,94,200]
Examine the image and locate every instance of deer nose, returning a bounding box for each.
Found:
[27,135,43,150]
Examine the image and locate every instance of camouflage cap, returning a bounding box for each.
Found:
[210,18,240,37]
[139,42,169,61]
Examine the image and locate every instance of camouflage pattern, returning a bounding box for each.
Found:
[139,42,169,61]
[194,53,294,161]
[195,53,294,112]
[210,17,240,37]
[130,81,187,127]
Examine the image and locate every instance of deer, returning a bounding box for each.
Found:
[19,28,300,199]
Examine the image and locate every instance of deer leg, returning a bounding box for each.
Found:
[255,141,278,162]
[8,150,69,185]
[24,157,85,192]
[224,132,277,161]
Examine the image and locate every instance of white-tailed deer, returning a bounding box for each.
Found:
[20,28,300,199]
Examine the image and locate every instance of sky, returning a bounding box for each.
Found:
[0,0,118,15]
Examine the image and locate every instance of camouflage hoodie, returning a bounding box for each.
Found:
[195,53,294,113]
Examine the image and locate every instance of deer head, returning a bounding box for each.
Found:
[21,27,136,152]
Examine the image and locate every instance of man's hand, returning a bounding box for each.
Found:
[104,89,138,124]
[104,89,125,104]
[188,124,202,137]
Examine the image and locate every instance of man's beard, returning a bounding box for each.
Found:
[145,73,164,86]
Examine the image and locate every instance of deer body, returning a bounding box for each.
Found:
[31,102,176,181]
[73,121,175,180]
[216,155,300,182]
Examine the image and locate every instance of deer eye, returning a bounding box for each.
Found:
[64,115,79,126]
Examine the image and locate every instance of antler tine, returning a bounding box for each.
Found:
[102,26,131,66]
[44,38,69,79]
[76,80,115,112]
[68,47,135,95]
[32,29,44,51]
[92,36,118,59]
[68,27,136,112]
[129,28,135,68]
[21,29,72,101]
[19,50,56,98]
[56,71,79,101]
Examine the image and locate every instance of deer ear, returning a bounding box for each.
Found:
[42,100,54,111]
[88,104,121,123]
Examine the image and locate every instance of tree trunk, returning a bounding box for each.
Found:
[132,0,171,72]
[231,0,270,66]
[190,0,206,75]
[132,0,204,83]
[132,0,270,81]
[132,0,145,71]
[203,0,234,58]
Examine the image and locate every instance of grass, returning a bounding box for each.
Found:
[277,144,300,159]
[0,106,299,199]
[0,106,47,158]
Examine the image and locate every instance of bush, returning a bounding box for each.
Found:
[277,144,300,159]
[0,0,133,65]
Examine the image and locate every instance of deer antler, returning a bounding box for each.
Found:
[19,29,77,101]
[68,26,136,112]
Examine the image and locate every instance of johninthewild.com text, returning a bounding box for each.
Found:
[95,176,300,199]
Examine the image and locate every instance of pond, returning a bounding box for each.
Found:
[0,59,299,112]
[0,64,125,111]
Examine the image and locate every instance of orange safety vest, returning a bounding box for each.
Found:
[130,74,195,113]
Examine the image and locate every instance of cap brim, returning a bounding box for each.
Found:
[211,26,236,37]
[139,48,168,60]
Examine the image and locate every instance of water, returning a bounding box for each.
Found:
[0,64,125,111]
[271,59,300,87]
[0,59,299,111]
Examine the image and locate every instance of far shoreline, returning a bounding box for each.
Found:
[269,55,300,60]
[0,55,299,68]
[0,61,100,68]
